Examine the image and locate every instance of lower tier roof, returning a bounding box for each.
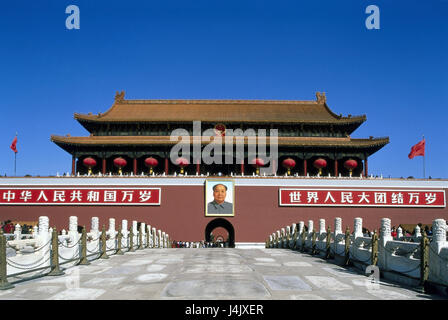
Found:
[51,135,389,155]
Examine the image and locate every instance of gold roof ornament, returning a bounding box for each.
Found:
[115,90,125,102]
[316,92,326,104]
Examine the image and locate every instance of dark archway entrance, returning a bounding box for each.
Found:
[205,218,235,248]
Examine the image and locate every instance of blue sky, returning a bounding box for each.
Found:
[1,0,447,178]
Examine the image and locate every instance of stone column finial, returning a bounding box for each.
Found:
[354,217,363,238]
[38,216,49,235]
[397,226,403,239]
[298,221,304,235]
[432,219,447,253]
[276,230,281,247]
[308,220,314,234]
[109,218,115,233]
[91,217,99,233]
[158,230,162,248]
[334,217,342,236]
[380,218,392,242]
[69,216,78,232]
[319,219,325,235]
[152,227,157,248]
[414,225,421,239]
[14,224,22,240]
[121,220,128,241]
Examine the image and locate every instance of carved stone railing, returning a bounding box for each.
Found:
[267,217,448,290]
[0,216,171,290]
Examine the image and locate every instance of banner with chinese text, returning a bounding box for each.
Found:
[279,188,445,207]
[0,187,161,205]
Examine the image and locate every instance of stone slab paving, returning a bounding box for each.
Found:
[0,248,446,300]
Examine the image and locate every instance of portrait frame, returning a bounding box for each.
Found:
[205,179,235,217]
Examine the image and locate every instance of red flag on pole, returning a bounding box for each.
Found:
[408,139,425,159]
[10,136,18,153]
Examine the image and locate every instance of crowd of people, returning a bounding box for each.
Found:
[1,220,33,234]
[171,240,229,248]
[391,223,433,239]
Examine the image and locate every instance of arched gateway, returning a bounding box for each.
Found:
[7,91,441,245]
[205,218,235,248]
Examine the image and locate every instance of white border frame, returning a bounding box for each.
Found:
[205,179,235,217]
[0,187,161,206]
[279,188,446,208]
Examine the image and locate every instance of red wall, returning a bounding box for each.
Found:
[1,185,447,242]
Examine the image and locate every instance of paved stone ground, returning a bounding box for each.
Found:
[1,248,446,300]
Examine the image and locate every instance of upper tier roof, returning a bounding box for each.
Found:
[74,91,366,125]
[51,135,389,149]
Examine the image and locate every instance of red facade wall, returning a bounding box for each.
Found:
[0,185,447,242]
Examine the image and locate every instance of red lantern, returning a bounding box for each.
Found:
[344,159,358,177]
[83,157,97,175]
[175,157,189,174]
[214,124,226,137]
[313,158,327,176]
[251,158,265,175]
[113,157,127,175]
[144,157,158,175]
[282,158,296,176]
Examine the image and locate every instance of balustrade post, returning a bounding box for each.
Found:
[344,226,351,266]
[371,230,378,266]
[419,231,429,292]
[297,222,304,251]
[311,229,317,255]
[48,227,64,276]
[152,228,156,248]
[129,227,135,252]
[0,231,14,290]
[138,225,143,250]
[116,225,124,255]
[78,226,90,265]
[325,226,331,259]
[290,224,296,249]
[158,230,162,248]
[146,226,150,248]
[99,225,109,259]
[301,228,306,252]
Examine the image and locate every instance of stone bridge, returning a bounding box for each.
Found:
[1,247,445,300]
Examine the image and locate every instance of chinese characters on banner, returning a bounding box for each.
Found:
[0,187,161,205]
[279,189,446,207]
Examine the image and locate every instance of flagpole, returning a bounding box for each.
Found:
[14,132,17,177]
[422,134,425,179]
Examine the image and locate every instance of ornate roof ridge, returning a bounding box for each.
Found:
[51,135,389,146]
[72,91,367,123]
[120,99,318,104]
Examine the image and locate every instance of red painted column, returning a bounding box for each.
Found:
[196,159,200,175]
[165,157,169,175]
[240,159,245,175]
[364,158,368,177]
[133,158,137,175]
[303,159,307,176]
[272,159,276,175]
[72,156,76,175]
[102,158,106,175]
[334,159,338,177]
